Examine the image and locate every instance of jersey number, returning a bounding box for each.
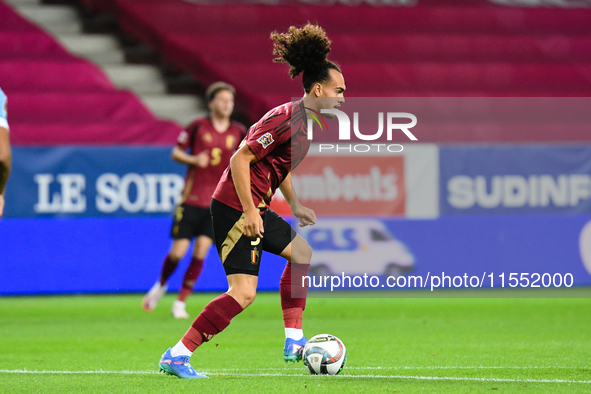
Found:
[210,148,222,166]
[175,206,184,222]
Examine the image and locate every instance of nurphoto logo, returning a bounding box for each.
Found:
[304,102,418,153]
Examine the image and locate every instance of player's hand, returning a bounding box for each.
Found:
[244,208,264,238]
[293,205,317,227]
[193,151,210,168]
[0,195,4,218]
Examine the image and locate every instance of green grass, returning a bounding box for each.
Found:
[1,292,591,393]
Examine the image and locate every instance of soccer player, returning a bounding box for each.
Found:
[143,82,246,319]
[0,87,11,218]
[158,23,346,378]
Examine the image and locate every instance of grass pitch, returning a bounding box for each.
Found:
[1,292,591,393]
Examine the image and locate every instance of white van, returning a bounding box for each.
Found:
[297,219,415,277]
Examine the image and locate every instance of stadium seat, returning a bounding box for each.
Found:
[84,0,591,142]
[0,0,181,145]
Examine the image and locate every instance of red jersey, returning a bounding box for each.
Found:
[212,100,310,212]
[177,117,246,208]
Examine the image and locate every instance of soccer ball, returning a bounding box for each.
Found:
[302,334,347,375]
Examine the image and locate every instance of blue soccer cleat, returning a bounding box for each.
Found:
[283,336,307,363]
[158,348,208,379]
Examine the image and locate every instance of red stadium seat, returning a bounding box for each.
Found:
[0,0,181,146]
[84,0,591,141]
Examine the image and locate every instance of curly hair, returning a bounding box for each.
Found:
[271,23,341,93]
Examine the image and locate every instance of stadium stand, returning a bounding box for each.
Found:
[0,0,182,145]
[8,0,210,126]
[83,0,591,142]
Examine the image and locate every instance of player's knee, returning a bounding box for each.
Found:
[193,250,207,260]
[294,242,312,265]
[237,289,256,308]
[167,253,182,264]
[303,243,313,262]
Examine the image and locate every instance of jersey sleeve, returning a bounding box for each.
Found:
[0,90,8,131]
[176,129,191,150]
[176,120,202,152]
[245,112,292,160]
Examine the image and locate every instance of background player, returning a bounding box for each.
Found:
[0,87,11,218]
[143,82,246,319]
[157,23,345,378]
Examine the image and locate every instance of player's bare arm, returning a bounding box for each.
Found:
[171,145,209,168]
[0,126,11,217]
[279,172,316,227]
[230,144,264,238]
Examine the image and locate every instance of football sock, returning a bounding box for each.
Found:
[282,306,303,329]
[180,293,243,352]
[280,262,309,330]
[179,257,204,302]
[285,327,304,340]
[170,339,193,357]
[159,255,179,286]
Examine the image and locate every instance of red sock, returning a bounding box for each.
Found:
[280,262,309,329]
[179,257,204,302]
[181,293,243,352]
[159,255,179,286]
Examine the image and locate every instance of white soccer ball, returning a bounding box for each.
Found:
[302,334,347,375]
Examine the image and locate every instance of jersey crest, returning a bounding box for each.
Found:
[226,135,236,149]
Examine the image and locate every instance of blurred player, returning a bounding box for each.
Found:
[0,87,11,218]
[158,23,345,378]
[143,82,246,319]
